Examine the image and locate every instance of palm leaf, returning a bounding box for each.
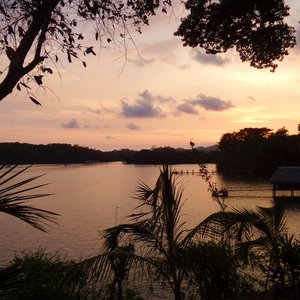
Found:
[102,165,190,296]
[0,165,58,232]
[0,264,24,298]
[63,249,152,297]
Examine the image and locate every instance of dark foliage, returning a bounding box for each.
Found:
[200,200,300,298]
[0,142,106,164]
[183,242,253,299]
[124,146,217,164]
[0,0,171,102]
[0,250,76,300]
[0,142,218,165]
[217,127,300,176]
[0,0,297,103]
[175,0,296,71]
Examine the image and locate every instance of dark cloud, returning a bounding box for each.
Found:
[177,103,199,115]
[120,90,166,118]
[121,100,164,118]
[127,123,140,130]
[190,49,229,66]
[190,95,235,111]
[61,118,80,128]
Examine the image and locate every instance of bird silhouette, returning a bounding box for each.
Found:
[190,139,195,149]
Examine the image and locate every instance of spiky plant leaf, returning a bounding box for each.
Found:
[0,165,58,232]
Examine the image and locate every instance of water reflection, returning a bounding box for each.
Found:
[1,163,300,266]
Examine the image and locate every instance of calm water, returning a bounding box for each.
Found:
[1,163,300,266]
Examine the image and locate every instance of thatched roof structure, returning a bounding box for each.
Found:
[270,167,300,191]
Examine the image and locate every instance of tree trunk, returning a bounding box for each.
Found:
[0,0,60,102]
[0,66,24,101]
[173,282,183,300]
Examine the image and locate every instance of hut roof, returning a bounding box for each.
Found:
[270,167,300,184]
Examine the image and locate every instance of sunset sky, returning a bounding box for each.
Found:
[1,1,300,151]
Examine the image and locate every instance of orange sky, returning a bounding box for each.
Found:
[0,1,300,151]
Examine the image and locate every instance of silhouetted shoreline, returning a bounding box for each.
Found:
[0,142,218,165]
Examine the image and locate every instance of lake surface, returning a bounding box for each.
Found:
[1,163,300,266]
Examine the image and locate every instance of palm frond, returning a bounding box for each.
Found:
[189,200,289,270]
[0,165,58,232]
[63,249,152,296]
[185,207,272,245]
[89,165,213,299]
[130,165,187,246]
[257,202,287,238]
[104,221,168,258]
[0,264,24,298]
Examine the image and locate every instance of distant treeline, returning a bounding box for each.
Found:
[2,127,300,175]
[217,127,300,176]
[0,143,217,165]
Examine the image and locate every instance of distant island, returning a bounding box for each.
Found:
[0,142,218,165]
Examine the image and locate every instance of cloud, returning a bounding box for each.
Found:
[233,117,265,123]
[137,90,175,104]
[120,90,166,118]
[247,96,256,101]
[127,123,140,130]
[138,90,153,102]
[83,124,100,129]
[88,106,115,115]
[129,57,154,68]
[296,27,300,49]
[190,49,229,66]
[176,94,235,114]
[178,64,190,70]
[190,95,235,111]
[120,91,233,118]
[177,103,199,115]
[156,95,176,104]
[137,38,182,66]
[83,123,113,129]
[61,118,80,128]
[105,136,116,140]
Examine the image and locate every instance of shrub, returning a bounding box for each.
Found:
[0,249,76,300]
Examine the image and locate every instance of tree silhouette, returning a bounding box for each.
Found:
[65,166,218,299]
[175,0,296,72]
[200,201,293,292]
[217,127,300,175]
[0,0,171,103]
[0,0,297,103]
[64,165,255,299]
[0,165,58,297]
